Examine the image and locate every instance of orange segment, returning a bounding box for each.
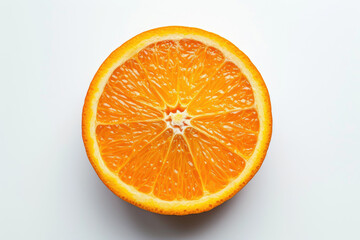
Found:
[187,61,255,116]
[137,40,178,106]
[178,43,225,105]
[153,134,203,201]
[177,39,207,104]
[108,58,165,109]
[184,128,246,193]
[119,129,174,193]
[96,121,166,172]
[191,109,259,158]
[97,84,163,124]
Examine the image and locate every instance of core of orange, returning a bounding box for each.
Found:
[82,26,272,215]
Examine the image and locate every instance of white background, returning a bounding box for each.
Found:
[1,0,359,239]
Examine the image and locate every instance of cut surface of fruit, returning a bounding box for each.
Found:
[82,26,272,215]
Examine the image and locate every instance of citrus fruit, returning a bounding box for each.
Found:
[82,26,272,215]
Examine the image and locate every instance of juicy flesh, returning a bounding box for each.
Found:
[96,39,259,201]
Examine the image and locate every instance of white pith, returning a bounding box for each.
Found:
[165,110,191,134]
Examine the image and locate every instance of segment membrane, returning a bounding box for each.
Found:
[97,84,163,124]
[96,121,166,172]
[191,109,259,158]
[137,40,178,106]
[108,58,165,109]
[187,61,254,116]
[184,127,246,193]
[119,129,174,193]
[178,40,225,106]
[153,134,203,200]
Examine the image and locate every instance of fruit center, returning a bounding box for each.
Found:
[165,110,191,134]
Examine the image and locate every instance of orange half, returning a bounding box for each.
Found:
[82,26,272,215]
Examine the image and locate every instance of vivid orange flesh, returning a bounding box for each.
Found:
[95,39,259,201]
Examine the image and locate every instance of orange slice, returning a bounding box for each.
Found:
[82,26,272,215]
